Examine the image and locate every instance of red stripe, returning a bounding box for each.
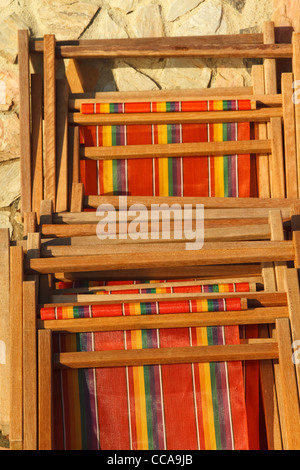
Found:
[94,331,130,450]
[160,328,198,449]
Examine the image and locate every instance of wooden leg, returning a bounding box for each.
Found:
[38,329,53,450]
[276,318,300,449]
[9,245,23,449]
[23,281,37,450]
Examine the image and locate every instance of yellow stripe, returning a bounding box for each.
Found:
[214,100,223,111]
[218,284,230,293]
[196,328,217,450]
[158,157,169,196]
[213,156,224,197]
[100,103,110,114]
[102,126,112,147]
[156,102,166,113]
[103,160,113,194]
[195,299,208,312]
[157,125,168,144]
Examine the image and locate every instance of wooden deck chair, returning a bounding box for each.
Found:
[17,21,294,217]
[9,205,300,448]
[35,279,300,450]
[12,254,292,450]
[19,208,298,448]
[15,20,300,450]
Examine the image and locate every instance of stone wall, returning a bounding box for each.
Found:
[0,0,284,239]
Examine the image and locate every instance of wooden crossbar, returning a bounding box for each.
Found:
[25,240,295,274]
[38,307,288,333]
[54,341,279,369]
[80,139,271,160]
[70,108,282,126]
[41,43,293,60]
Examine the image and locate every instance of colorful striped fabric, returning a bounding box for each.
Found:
[40,296,243,320]
[52,308,249,450]
[81,99,252,114]
[56,279,251,295]
[79,99,256,198]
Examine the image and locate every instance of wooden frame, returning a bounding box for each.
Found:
[18,21,298,217]
[13,21,300,451]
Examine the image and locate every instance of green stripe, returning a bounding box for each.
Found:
[167,124,173,144]
[143,365,154,450]
[111,126,117,146]
[209,362,222,449]
[140,303,147,315]
[112,160,118,194]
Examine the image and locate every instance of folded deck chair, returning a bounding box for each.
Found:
[39,279,250,450]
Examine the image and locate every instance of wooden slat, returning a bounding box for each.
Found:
[23,212,36,238]
[284,268,300,395]
[259,358,283,450]
[31,74,43,221]
[49,290,251,305]
[70,107,282,126]
[38,329,53,450]
[293,33,300,197]
[81,139,271,160]
[42,291,287,309]
[70,126,80,186]
[83,195,299,210]
[252,64,270,198]
[54,276,259,293]
[269,210,286,291]
[52,264,264,282]
[282,73,298,198]
[52,206,291,223]
[25,240,295,274]
[23,281,37,450]
[263,22,277,95]
[30,33,265,52]
[56,78,69,212]
[40,226,271,257]
[70,183,83,213]
[9,246,23,450]
[276,318,300,449]
[38,307,288,333]
[43,34,56,210]
[270,117,285,198]
[54,341,279,369]
[53,43,293,60]
[18,30,32,215]
[41,228,270,247]
[0,230,10,436]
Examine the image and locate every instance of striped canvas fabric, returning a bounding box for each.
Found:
[55,279,252,295]
[40,296,243,320]
[79,99,256,198]
[50,286,249,450]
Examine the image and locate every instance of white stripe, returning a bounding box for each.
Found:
[97,160,100,196]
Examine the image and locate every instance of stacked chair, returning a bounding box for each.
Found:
[4,21,300,449]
